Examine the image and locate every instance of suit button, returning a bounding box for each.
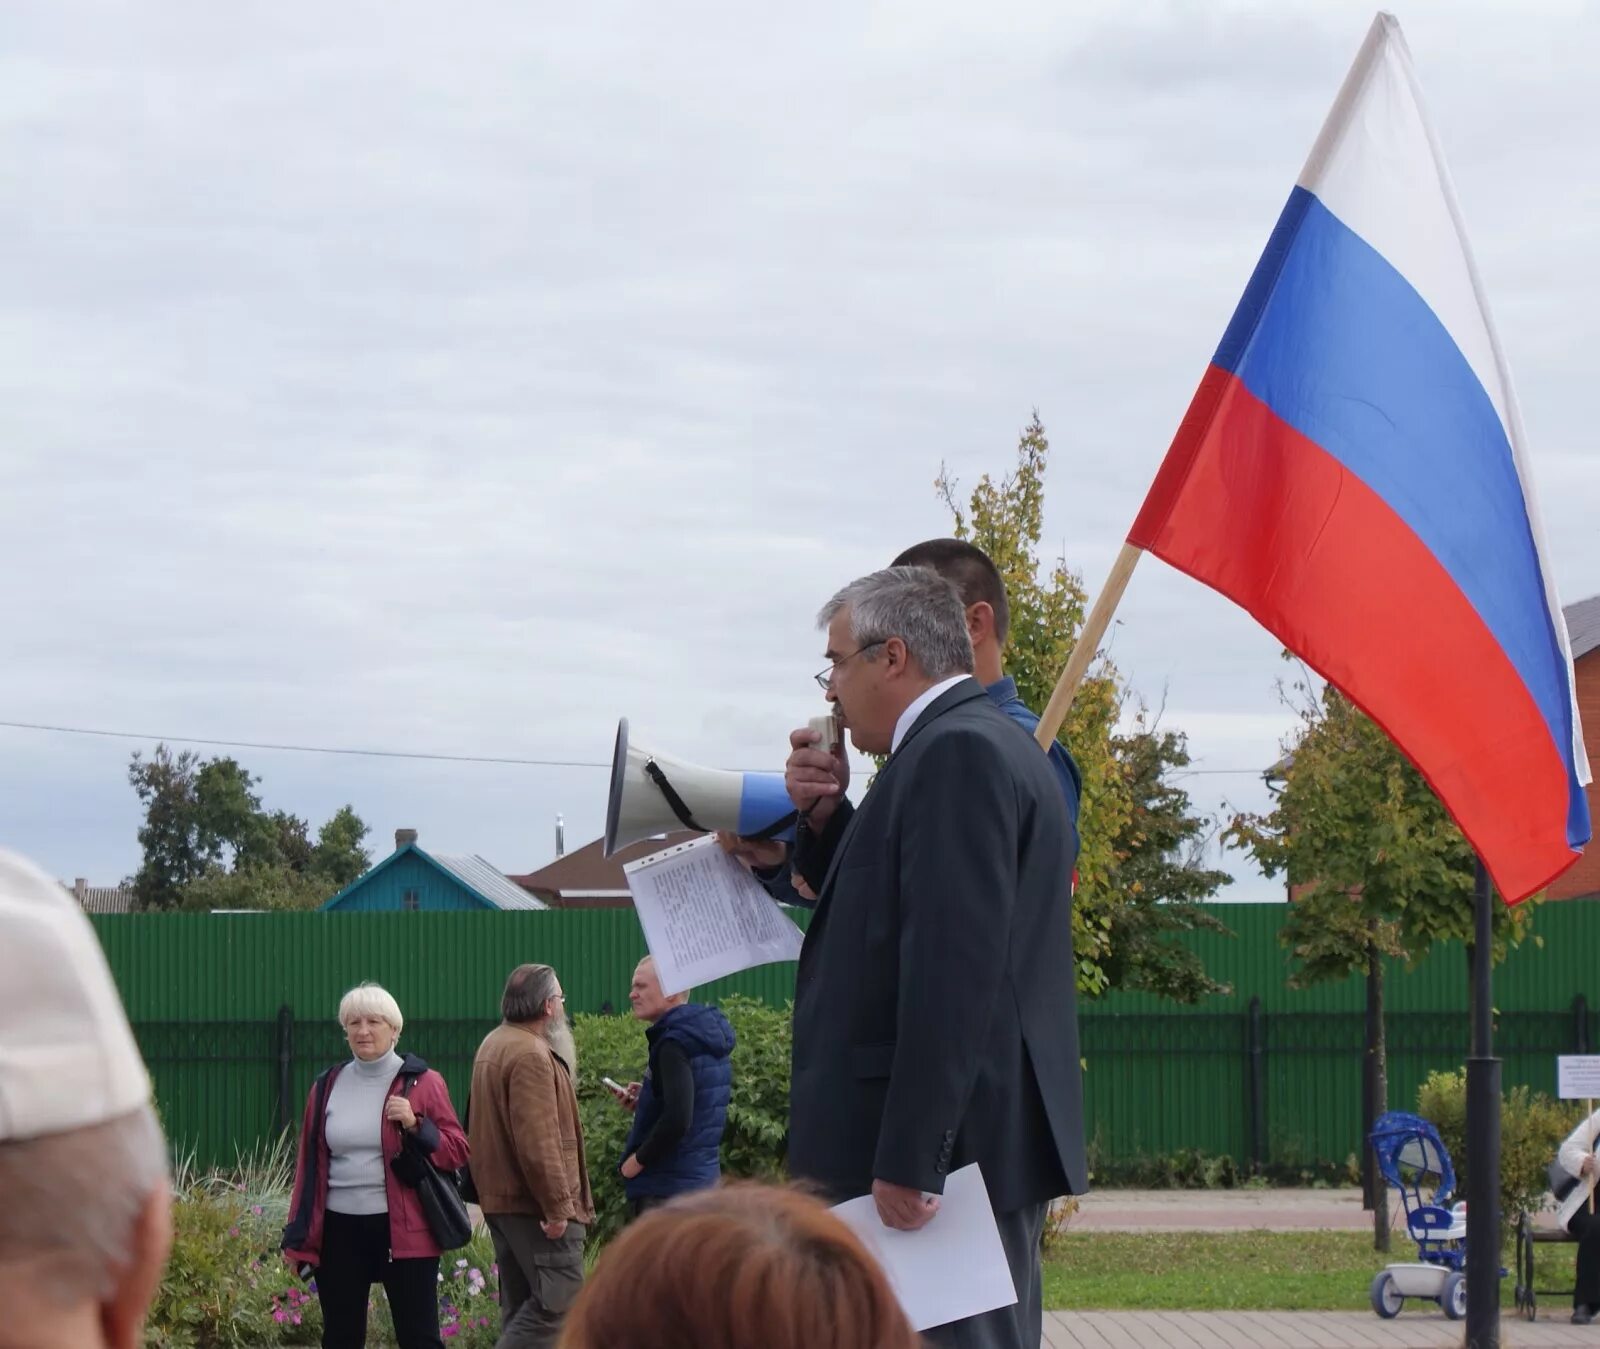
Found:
[943,1129,954,1142]
[936,1161,948,1174]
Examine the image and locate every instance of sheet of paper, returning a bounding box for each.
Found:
[623,834,805,995]
[1557,1055,1600,1100]
[831,1163,1018,1332]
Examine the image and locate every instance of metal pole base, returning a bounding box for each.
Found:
[1465,1055,1502,1347]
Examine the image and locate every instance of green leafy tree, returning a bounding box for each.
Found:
[938,413,1232,1000]
[127,746,372,911]
[1226,673,1540,1246]
[312,806,372,888]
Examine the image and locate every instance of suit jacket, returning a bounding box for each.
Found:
[787,678,1088,1212]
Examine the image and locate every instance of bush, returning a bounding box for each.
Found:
[145,1181,316,1348]
[1415,1069,1580,1219]
[571,996,792,1248]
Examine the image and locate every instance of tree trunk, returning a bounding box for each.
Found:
[1367,934,1390,1252]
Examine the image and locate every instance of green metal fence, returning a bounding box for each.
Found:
[92,902,1600,1172]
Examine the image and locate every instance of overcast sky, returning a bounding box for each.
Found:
[2,1,1595,901]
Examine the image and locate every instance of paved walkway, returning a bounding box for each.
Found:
[1071,1187,1390,1233]
[1043,1310,1589,1346]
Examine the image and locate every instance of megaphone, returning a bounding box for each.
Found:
[604,718,798,857]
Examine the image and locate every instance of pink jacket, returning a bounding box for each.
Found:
[282,1052,469,1266]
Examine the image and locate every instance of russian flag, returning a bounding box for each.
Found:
[1128,13,1590,903]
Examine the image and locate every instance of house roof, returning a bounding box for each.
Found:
[510,831,702,900]
[432,853,547,910]
[1567,594,1600,662]
[322,839,548,911]
[64,882,135,915]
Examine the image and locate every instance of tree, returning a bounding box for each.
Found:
[126,745,372,911]
[312,806,372,888]
[1226,673,1540,1247]
[937,412,1232,1000]
[1099,713,1233,1002]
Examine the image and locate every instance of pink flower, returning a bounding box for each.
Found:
[291,1313,301,1326]
[442,1328,458,1340]
[251,1205,263,1216]
[272,1309,286,1324]
[228,1226,240,1237]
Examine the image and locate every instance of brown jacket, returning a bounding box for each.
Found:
[468,1022,594,1222]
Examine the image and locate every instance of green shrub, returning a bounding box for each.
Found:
[145,1181,315,1348]
[1415,1068,1580,1219]
[572,996,792,1248]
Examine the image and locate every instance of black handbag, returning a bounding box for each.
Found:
[391,1078,474,1251]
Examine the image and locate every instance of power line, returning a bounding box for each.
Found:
[0,718,611,769]
[0,716,1276,778]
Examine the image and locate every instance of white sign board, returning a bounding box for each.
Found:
[1557,1056,1600,1100]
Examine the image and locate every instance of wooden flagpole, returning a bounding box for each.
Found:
[1034,543,1145,749]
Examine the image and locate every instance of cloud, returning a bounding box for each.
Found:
[0,0,1594,900]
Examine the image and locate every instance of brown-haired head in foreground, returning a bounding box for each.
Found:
[557,1183,918,1349]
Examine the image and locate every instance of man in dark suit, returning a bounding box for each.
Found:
[785,565,1086,1349]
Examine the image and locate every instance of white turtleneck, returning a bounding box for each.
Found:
[324,1047,402,1215]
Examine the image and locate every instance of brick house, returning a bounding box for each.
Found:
[1550,593,1600,901]
[509,831,701,909]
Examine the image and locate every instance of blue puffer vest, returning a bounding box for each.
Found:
[622,1003,736,1199]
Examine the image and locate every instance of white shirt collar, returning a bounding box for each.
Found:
[891,675,971,754]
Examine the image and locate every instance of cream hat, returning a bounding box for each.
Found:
[0,849,150,1141]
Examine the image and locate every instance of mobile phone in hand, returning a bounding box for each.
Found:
[602,1077,627,1096]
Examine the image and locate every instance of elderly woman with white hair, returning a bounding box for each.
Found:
[282,982,469,1349]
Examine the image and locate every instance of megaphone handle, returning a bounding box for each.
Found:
[643,758,709,834]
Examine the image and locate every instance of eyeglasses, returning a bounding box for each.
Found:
[814,641,886,691]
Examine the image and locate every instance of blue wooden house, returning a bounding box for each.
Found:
[321,829,547,912]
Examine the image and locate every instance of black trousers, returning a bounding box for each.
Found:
[316,1209,444,1349]
[627,1194,672,1221]
[921,1202,1046,1349]
[1568,1205,1600,1310]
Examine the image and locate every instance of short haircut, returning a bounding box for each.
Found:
[818,566,974,682]
[559,1183,919,1349]
[0,1105,167,1307]
[502,963,559,1023]
[635,956,690,1002]
[337,982,403,1034]
[890,537,1011,643]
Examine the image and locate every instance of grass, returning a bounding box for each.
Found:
[1041,1230,1580,1311]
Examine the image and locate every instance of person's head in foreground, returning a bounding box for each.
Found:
[557,1183,918,1349]
[0,850,172,1349]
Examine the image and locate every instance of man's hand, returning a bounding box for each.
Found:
[715,831,788,872]
[786,727,848,830]
[620,1154,644,1180]
[791,873,816,902]
[623,1082,641,1113]
[1581,1154,1596,1179]
[871,1179,940,1232]
[540,1218,569,1240]
[384,1096,418,1132]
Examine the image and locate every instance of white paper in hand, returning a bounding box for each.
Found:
[831,1164,1018,1332]
[623,834,804,996]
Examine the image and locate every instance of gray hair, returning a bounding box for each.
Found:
[338,982,403,1034]
[502,963,560,1023]
[818,566,974,681]
[0,1104,168,1306]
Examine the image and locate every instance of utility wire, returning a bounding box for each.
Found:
[1,715,1274,777]
[0,718,610,769]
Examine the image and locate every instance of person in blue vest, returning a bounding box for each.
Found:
[611,957,736,1220]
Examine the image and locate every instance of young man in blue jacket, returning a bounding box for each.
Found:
[725,537,1081,900]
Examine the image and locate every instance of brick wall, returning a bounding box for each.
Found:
[1550,649,1600,901]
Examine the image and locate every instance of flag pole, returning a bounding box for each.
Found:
[1465,855,1502,1349]
[1034,543,1144,749]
